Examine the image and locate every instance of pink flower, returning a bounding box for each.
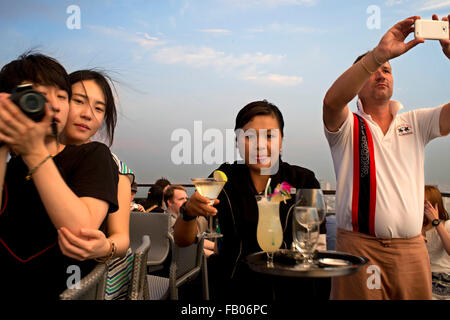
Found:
[268,182,293,202]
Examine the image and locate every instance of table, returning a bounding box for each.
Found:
[245,249,368,278]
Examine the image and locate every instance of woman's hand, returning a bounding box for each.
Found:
[57,227,111,261]
[433,14,450,59]
[424,200,439,222]
[130,202,146,212]
[185,191,219,217]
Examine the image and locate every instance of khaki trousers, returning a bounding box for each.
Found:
[331,228,432,300]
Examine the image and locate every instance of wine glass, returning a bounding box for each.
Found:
[256,195,283,268]
[191,178,226,239]
[292,206,320,267]
[296,188,327,224]
[291,189,326,267]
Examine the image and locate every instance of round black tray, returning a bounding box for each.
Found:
[245,249,369,278]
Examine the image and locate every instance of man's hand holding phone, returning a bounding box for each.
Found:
[432,14,450,59]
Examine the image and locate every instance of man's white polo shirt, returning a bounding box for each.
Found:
[324,100,443,239]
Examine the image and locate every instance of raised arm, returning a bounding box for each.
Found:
[323,16,423,132]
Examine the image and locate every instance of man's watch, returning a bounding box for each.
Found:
[431,219,441,227]
[180,203,196,221]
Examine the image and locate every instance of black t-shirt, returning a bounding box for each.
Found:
[0,142,118,299]
[208,160,330,300]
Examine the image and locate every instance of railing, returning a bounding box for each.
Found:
[137,184,449,195]
[136,184,450,211]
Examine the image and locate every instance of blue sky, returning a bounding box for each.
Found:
[1,0,449,194]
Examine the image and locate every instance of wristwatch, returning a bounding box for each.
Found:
[431,219,441,227]
[179,203,196,221]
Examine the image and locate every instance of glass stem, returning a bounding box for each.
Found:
[306,228,312,264]
[209,215,214,233]
[266,252,274,268]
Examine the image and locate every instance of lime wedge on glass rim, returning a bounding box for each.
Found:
[213,170,228,182]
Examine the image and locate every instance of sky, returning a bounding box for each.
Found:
[1,0,449,196]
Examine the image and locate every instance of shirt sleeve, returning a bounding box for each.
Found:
[68,143,119,213]
[414,105,443,146]
[111,152,135,184]
[323,109,353,149]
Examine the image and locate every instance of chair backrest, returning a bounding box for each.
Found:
[168,233,205,299]
[129,211,170,266]
[59,263,108,300]
[129,235,151,300]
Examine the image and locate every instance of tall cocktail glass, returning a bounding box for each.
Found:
[256,195,283,268]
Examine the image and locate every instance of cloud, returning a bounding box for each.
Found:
[247,27,265,33]
[222,0,316,7]
[243,72,303,86]
[417,0,450,11]
[136,32,159,41]
[88,25,166,50]
[152,46,284,69]
[247,23,325,35]
[385,0,405,6]
[152,45,301,86]
[198,29,231,35]
[267,23,324,34]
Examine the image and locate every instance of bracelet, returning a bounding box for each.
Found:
[26,154,53,180]
[95,239,116,265]
[360,56,376,75]
[371,49,383,66]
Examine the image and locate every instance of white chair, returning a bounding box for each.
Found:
[129,211,170,272]
[146,233,209,300]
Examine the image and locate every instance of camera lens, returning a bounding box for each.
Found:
[20,93,42,113]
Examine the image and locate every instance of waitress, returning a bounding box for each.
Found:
[174,100,329,300]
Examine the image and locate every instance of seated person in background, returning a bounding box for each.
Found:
[422,185,450,300]
[155,177,171,210]
[130,182,145,212]
[144,184,165,213]
[164,185,189,229]
[0,53,118,299]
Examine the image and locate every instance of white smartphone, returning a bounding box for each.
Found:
[414,19,448,40]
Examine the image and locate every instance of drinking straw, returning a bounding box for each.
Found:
[264,178,271,198]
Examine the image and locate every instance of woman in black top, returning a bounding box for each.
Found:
[174,100,329,300]
[0,53,118,299]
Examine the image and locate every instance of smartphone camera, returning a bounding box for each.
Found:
[9,84,47,122]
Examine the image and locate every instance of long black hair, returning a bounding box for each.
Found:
[69,70,117,146]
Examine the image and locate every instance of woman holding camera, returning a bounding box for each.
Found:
[0,54,119,299]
